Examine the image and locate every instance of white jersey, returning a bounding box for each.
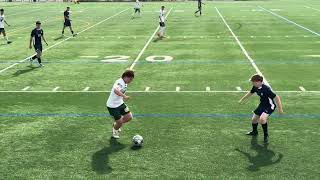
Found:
[107,78,127,108]
[0,15,5,28]
[159,9,165,22]
[135,1,141,9]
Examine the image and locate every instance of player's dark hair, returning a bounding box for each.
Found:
[0,9,4,12]
[122,70,135,79]
[250,74,263,82]
[67,7,70,9]
[36,21,41,25]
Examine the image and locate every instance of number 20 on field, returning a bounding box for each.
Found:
[101,55,173,63]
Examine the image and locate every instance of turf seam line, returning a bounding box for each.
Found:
[0,8,130,74]
[258,6,320,37]
[215,7,271,87]
[129,7,173,70]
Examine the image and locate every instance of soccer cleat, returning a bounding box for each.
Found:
[7,41,12,44]
[39,63,44,67]
[28,58,33,66]
[73,33,77,37]
[264,136,269,144]
[112,128,120,139]
[246,131,258,136]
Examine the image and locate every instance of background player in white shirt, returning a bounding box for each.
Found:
[156,6,166,39]
[0,9,12,44]
[132,0,142,19]
[107,70,135,139]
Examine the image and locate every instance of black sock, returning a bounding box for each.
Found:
[71,30,74,34]
[37,58,42,64]
[262,123,268,137]
[62,31,64,34]
[252,123,258,132]
[32,55,37,60]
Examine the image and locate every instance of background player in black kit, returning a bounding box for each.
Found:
[29,21,48,67]
[62,7,76,37]
[194,0,205,16]
[239,74,284,144]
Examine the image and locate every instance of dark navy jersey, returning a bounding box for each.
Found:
[250,84,277,110]
[64,10,70,20]
[197,0,202,7]
[31,28,43,46]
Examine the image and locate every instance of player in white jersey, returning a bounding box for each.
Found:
[132,0,142,19]
[0,9,12,44]
[107,70,135,139]
[156,6,166,39]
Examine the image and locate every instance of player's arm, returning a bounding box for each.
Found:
[29,36,34,49]
[4,20,10,26]
[239,91,253,103]
[274,95,284,114]
[114,87,130,101]
[41,32,48,46]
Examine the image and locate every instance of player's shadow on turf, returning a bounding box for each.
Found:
[91,138,126,174]
[12,66,37,77]
[54,35,64,41]
[235,136,283,172]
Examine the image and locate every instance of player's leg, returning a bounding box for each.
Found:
[69,26,76,36]
[36,49,44,67]
[246,113,260,135]
[259,112,270,143]
[108,107,123,138]
[122,112,133,124]
[1,30,11,44]
[62,25,66,35]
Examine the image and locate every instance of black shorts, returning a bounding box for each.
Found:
[64,20,72,27]
[34,44,43,52]
[107,103,131,121]
[134,8,140,13]
[0,28,5,33]
[253,104,275,116]
[159,22,165,27]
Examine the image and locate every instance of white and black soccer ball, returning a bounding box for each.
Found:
[132,135,144,147]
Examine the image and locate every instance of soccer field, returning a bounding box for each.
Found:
[0,0,320,179]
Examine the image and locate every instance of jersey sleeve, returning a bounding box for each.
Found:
[250,86,256,93]
[31,29,35,37]
[41,30,44,36]
[113,81,123,91]
[265,87,277,99]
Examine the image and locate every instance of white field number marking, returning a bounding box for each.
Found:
[145,55,173,62]
[100,55,174,63]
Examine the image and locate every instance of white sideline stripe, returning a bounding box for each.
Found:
[80,56,99,58]
[83,87,90,91]
[258,6,320,37]
[129,8,173,70]
[176,87,180,92]
[22,86,30,91]
[52,87,60,92]
[304,6,320,12]
[206,87,211,91]
[0,90,319,93]
[145,87,150,92]
[236,86,242,91]
[305,55,320,57]
[0,8,129,74]
[299,86,306,92]
[215,7,270,87]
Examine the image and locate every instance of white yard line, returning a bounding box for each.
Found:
[258,6,320,37]
[215,7,270,87]
[80,56,99,58]
[304,6,320,12]
[0,8,129,74]
[129,8,173,70]
[0,90,319,93]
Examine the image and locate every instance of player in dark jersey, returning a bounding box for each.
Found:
[62,7,76,37]
[194,0,205,16]
[0,9,12,44]
[28,21,48,67]
[239,74,284,144]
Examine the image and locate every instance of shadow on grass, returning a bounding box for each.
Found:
[54,35,64,41]
[91,138,126,174]
[235,136,283,171]
[13,66,37,77]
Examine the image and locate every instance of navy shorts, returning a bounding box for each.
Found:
[253,104,275,116]
[0,28,5,33]
[64,20,71,27]
[34,44,43,52]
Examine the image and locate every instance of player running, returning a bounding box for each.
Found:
[194,0,205,16]
[0,9,12,44]
[28,21,48,67]
[132,0,142,19]
[239,74,284,144]
[62,7,76,37]
[156,6,166,39]
[107,70,135,139]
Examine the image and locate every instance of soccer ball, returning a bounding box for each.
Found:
[132,135,144,147]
